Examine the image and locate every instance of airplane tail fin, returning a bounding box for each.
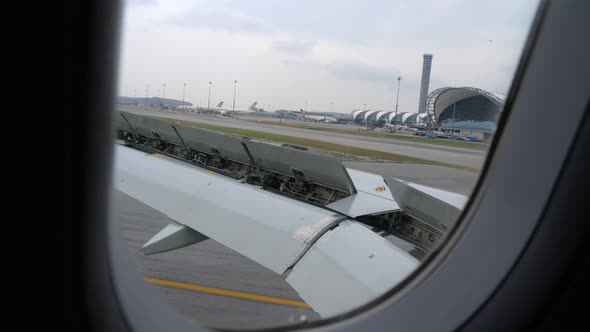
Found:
[248,102,258,111]
[216,101,224,107]
[300,108,306,117]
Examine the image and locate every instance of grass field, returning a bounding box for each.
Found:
[151,116,479,173]
[245,120,489,151]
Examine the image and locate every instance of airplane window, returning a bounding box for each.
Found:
[113,0,540,329]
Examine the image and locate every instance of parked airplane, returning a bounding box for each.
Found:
[194,101,224,113]
[219,102,259,116]
[300,109,338,123]
[384,123,414,133]
[197,101,259,115]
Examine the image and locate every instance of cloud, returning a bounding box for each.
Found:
[170,8,271,33]
[120,0,537,113]
[125,0,158,7]
[271,40,316,55]
[325,62,400,84]
[282,59,402,84]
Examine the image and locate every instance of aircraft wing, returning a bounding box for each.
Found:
[113,111,466,317]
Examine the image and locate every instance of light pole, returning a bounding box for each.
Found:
[451,102,456,137]
[182,83,186,109]
[208,82,212,112]
[394,76,401,133]
[157,89,160,107]
[162,84,166,108]
[145,84,149,106]
[232,80,237,112]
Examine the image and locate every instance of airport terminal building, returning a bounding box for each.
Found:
[425,87,504,132]
[351,87,504,137]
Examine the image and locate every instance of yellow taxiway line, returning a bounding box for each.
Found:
[144,277,311,309]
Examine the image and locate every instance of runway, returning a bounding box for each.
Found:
[123,108,487,170]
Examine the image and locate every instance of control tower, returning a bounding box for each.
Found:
[418,53,433,113]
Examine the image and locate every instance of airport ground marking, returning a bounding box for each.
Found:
[144,277,311,309]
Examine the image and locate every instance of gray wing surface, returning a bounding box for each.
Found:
[113,144,419,317]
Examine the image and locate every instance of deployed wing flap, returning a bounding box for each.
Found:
[118,111,182,145]
[172,123,252,164]
[142,221,209,255]
[114,112,355,205]
[328,168,400,217]
[286,221,419,317]
[243,140,356,194]
[384,177,464,232]
[327,191,400,218]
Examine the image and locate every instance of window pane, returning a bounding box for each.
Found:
[113,0,539,329]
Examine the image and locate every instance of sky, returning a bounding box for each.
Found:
[118,0,539,114]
